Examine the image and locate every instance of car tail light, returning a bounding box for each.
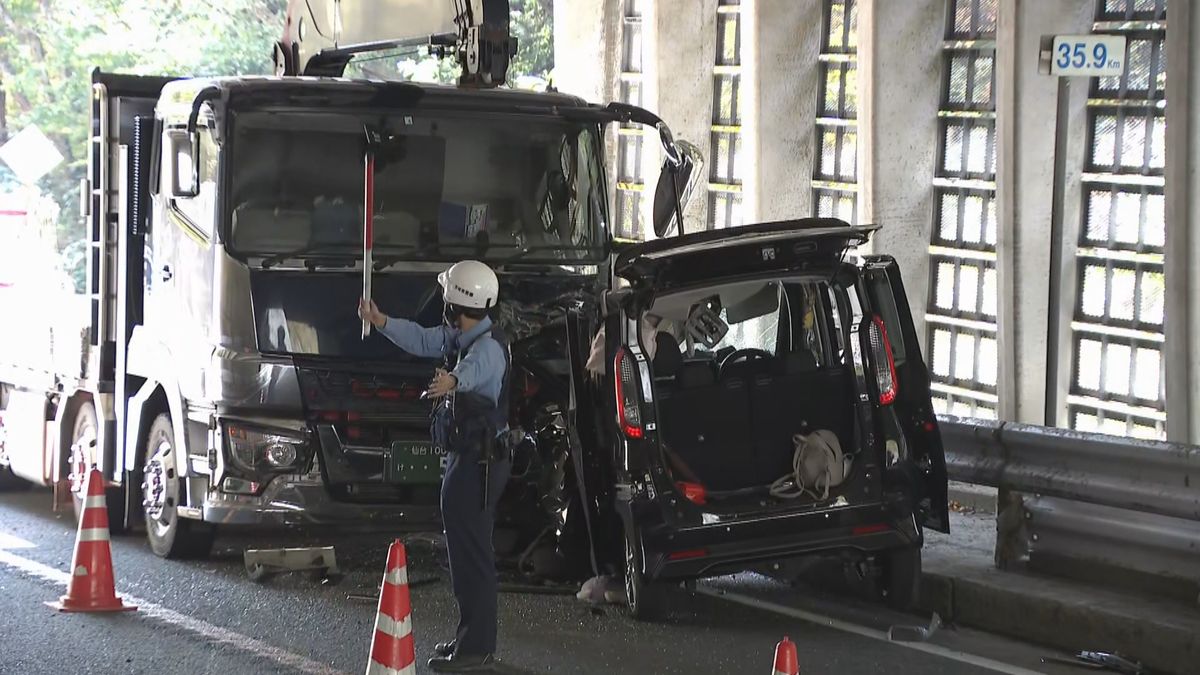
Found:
[668,548,708,561]
[852,523,890,536]
[676,481,707,505]
[614,347,643,439]
[868,315,898,405]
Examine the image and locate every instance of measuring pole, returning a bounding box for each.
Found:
[362,147,375,340]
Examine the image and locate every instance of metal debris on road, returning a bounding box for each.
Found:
[1040,651,1147,674]
[243,546,340,582]
[887,612,942,642]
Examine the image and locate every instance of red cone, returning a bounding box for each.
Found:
[50,469,135,612]
[772,635,799,675]
[366,540,416,674]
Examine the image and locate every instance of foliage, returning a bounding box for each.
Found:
[0,0,553,288]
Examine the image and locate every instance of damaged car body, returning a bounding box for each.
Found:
[598,219,950,618]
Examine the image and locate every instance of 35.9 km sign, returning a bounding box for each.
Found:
[1049,34,1126,77]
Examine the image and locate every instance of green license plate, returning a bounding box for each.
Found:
[386,441,447,485]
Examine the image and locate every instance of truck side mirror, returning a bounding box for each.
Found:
[652,137,703,238]
[168,129,200,198]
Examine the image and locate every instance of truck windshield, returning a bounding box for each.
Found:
[226,111,608,265]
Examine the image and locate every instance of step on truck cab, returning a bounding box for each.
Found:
[604,219,950,618]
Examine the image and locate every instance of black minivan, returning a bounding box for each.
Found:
[603,218,949,619]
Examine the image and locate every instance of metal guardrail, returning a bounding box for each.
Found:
[937,416,1200,522]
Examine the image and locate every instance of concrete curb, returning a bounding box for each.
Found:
[918,560,1200,675]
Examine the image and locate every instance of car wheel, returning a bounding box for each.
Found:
[624,528,668,621]
[880,546,921,610]
[143,414,214,559]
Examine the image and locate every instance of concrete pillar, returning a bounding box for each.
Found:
[645,0,719,232]
[748,0,822,222]
[553,0,624,222]
[1164,0,1200,444]
[858,0,945,345]
[999,0,1093,425]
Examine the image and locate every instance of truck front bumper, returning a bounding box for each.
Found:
[199,473,440,529]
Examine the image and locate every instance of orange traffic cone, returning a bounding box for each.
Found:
[772,635,799,675]
[366,540,416,675]
[49,469,135,613]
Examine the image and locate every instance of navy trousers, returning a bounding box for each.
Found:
[440,443,511,656]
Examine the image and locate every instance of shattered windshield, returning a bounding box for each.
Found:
[226,111,608,264]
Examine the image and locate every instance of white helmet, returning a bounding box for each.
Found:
[438,260,499,309]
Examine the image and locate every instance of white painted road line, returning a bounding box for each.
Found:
[0,549,348,675]
[700,586,1048,675]
[0,531,36,549]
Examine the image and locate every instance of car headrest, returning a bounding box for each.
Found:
[652,332,684,377]
[677,361,716,388]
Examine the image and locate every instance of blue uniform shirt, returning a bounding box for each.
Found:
[378,315,507,410]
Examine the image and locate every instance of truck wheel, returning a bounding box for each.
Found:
[0,466,29,491]
[143,414,214,559]
[623,529,668,621]
[67,402,127,531]
[880,546,922,610]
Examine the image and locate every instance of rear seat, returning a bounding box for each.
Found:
[657,361,758,490]
[748,353,855,486]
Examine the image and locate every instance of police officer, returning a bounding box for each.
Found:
[359,260,511,672]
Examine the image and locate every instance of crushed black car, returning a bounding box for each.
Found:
[588,218,950,619]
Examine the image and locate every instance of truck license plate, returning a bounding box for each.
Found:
[386,442,446,485]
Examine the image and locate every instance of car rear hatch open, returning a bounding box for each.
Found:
[611,218,886,515]
[614,217,878,292]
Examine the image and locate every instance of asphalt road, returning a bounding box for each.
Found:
[0,487,1081,675]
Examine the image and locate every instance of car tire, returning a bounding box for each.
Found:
[143,414,214,559]
[624,528,668,622]
[880,546,922,610]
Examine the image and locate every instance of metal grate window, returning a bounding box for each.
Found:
[706,0,745,230]
[614,0,646,239]
[1067,2,1167,439]
[927,0,999,419]
[812,0,858,220]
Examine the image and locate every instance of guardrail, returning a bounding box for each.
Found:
[937,416,1200,521]
[936,415,1200,597]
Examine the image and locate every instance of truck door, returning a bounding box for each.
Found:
[862,255,950,533]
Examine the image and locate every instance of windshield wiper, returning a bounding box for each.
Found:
[372,242,445,270]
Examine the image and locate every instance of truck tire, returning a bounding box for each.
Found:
[0,466,29,491]
[143,414,214,559]
[880,546,922,610]
[66,402,128,531]
[623,528,668,621]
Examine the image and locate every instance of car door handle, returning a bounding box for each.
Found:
[160,265,173,282]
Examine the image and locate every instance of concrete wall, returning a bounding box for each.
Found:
[646,0,719,232]
[749,0,822,222]
[552,0,1200,437]
[859,0,945,346]
[1000,0,1093,425]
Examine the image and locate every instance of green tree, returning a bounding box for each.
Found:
[0,0,552,291]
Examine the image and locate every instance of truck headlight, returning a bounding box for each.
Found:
[225,424,308,474]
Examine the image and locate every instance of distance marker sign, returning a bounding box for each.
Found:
[1049,35,1126,77]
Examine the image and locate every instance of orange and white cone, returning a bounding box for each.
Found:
[772,635,799,675]
[49,468,136,613]
[366,539,416,675]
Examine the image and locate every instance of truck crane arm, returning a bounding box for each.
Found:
[274,0,516,87]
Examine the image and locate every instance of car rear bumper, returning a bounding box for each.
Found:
[199,474,440,528]
[639,501,920,581]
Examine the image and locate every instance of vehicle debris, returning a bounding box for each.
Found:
[887,612,942,642]
[1040,651,1147,674]
[244,546,340,582]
